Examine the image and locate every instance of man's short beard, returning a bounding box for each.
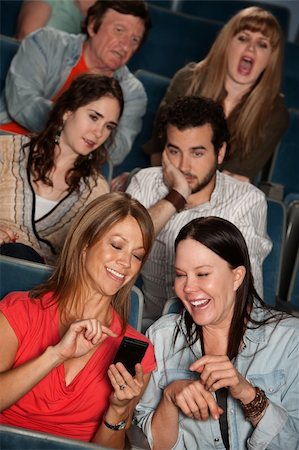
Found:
[191,160,218,194]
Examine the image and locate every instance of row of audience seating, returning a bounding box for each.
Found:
[0,423,150,450]
[0,18,298,313]
[1,5,298,102]
[0,2,298,449]
[0,1,298,308]
[0,255,145,332]
[0,0,293,41]
[0,193,297,325]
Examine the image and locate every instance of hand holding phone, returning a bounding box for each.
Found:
[113,336,148,376]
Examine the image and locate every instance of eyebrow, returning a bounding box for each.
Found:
[175,264,213,270]
[167,142,207,151]
[111,234,145,251]
[88,109,118,127]
[241,31,270,40]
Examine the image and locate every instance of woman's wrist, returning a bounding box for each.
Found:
[105,404,130,423]
[236,383,257,405]
[163,385,178,408]
[103,412,128,431]
[45,345,66,367]
[239,386,269,422]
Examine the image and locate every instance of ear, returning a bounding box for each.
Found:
[232,265,246,292]
[62,111,72,122]
[217,142,227,165]
[87,18,96,37]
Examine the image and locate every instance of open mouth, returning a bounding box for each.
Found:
[190,298,210,308]
[238,56,254,75]
[106,267,125,281]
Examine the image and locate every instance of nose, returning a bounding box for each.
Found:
[182,276,198,293]
[246,39,256,52]
[119,34,130,52]
[93,123,104,138]
[117,252,131,268]
[179,153,191,173]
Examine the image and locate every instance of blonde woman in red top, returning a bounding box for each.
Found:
[0,192,156,449]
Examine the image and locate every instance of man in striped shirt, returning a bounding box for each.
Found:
[126,96,272,330]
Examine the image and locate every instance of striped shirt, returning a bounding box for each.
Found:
[127,168,272,322]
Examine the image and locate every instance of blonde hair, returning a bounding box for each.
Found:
[31,193,154,331]
[186,7,283,156]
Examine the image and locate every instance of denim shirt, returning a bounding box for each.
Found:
[0,27,147,165]
[135,304,299,449]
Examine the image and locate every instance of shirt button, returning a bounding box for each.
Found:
[268,387,274,393]
[214,437,220,442]
[229,408,234,414]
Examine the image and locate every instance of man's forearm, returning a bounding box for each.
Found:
[148,199,177,235]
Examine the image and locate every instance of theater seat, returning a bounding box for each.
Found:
[113,69,170,176]
[0,255,144,331]
[263,199,286,306]
[178,0,290,38]
[128,5,222,78]
[0,35,20,92]
[0,425,107,450]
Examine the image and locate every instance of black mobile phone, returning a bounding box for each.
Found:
[113,337,149,376]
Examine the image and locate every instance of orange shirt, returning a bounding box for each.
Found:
[0,53,88,135]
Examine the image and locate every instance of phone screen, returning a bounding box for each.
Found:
[113,337,149,376]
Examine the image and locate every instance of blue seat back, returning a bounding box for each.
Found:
[0,255,53,298]
[282,43,299,109]
[179,0,290,38]
[279,199,299,301]
[129,285,144,331]
[282,75,299,109]
[0,255,143,330]
[263,199,286,305]
[287,249,299,309]
[0,1,24,37]
[267,109,299,199]
[0,35,20,92]
[113,69,170,176]
[128,5,222,78]
[0,425,107,450]
[283,42,299,80]
[162,297,182,315]
[146,0,172,8]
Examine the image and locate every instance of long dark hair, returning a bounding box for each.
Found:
[26,74,124,192]
[174,216,283,360]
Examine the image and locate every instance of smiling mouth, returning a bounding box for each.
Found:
[106,267,125,280]
[190,298,210,308]
[83,138,96,147]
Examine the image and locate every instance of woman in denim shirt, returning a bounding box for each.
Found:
[135,217,299,449]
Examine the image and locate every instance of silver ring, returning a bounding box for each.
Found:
[119,383,127,390]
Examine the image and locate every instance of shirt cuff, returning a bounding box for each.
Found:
[247,401,288,449]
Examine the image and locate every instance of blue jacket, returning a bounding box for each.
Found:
[135,304,299,449]
[0,27,147,165]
